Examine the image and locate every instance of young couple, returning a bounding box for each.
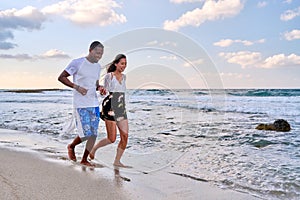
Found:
[58,41,129,167]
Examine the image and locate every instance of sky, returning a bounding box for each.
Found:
[0,0,300,89]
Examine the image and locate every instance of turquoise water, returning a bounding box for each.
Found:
[0,89,299,199]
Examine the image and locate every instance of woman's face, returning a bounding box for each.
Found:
[115,58,127,72]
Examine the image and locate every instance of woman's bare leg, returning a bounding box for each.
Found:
[89,120,117,159]
[113,119,129,167]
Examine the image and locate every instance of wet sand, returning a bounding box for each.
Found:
[0,148,128,200]
[0,129,260,199]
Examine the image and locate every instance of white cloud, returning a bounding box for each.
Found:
[283,0,293,4]
[283,29,300,40]
[42,0,127,26]
[219,51,262,68]
[280,6,300,21]
[146,40,177,47]
[214,38,265,47]
[0,0,126,51]
[183,58,204,67]
[0,6,46,30]
[257,1,268,8]
[164,0,244,31]
[214,39,234,47]
[160,55,178,60]
[170,0,205,3]
[257,1,267,8]
[257,39,266,43]
[219,51,300,68]
[220,72,251,79]
[262,53,300,68]
[146,40,158,46]
[39,49,71,59]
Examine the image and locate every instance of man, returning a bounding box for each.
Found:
[58,41,106,167]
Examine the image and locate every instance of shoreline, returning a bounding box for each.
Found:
[0,128,260,199]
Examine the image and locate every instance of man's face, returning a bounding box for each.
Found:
[90,46,104,63]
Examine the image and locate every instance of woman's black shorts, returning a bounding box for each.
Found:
[100,92,127,122]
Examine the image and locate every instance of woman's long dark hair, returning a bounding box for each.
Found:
[107,54,126,73]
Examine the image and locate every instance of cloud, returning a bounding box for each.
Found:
[280,6,300,21]
[214,38,265,47]
[0,31,13,40]
[219,51,262,68]
[0,54,32,61]
[257,1,267,8]
[183,58,204,67]
[0,31,17,49]
[0,6,46,50]
[164,0,244,31]
[0,42,17,50]
[262,53,300,68]
[160,55,178,60]
[283,29,300,40]
[0,6,46,30]
[146,40,177,47]
[220,72,251,79]
[170,0,205,3]
[38,49,71,59]
[219,51,300,68]
[0,1,126,50]
[0,49,70,61]
[42,0,127,26]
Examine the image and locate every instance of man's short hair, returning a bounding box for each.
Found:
[90,41,104,50]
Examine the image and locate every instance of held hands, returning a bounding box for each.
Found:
[97,85,106,96]
[74,84,88,96]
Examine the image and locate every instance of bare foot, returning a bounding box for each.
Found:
[80,160,95,167]
[67,144,76,162]
[89,151,95,160]
[113,161,132,168]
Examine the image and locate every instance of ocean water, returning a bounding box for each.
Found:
[0,88,299,199]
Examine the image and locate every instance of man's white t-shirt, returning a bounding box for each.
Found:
[65,57,101,108]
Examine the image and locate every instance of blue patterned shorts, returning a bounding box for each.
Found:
[75,107,100,138]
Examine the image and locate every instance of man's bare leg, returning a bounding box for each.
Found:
[67,136,82,162]
[81,135,96,167]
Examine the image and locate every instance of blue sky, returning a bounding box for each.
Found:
[0,0,299,89]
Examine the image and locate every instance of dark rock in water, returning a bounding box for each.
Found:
[255,119,291,132]
[273,119,291,131]
[256,124,276,131]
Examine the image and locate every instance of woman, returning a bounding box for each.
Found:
[89,54,129,167]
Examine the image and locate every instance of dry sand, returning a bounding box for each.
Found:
[0,129,260,200]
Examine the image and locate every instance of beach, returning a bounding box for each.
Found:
[0,147,126,200]
[0,88,299,199]
[0,128,259,200]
